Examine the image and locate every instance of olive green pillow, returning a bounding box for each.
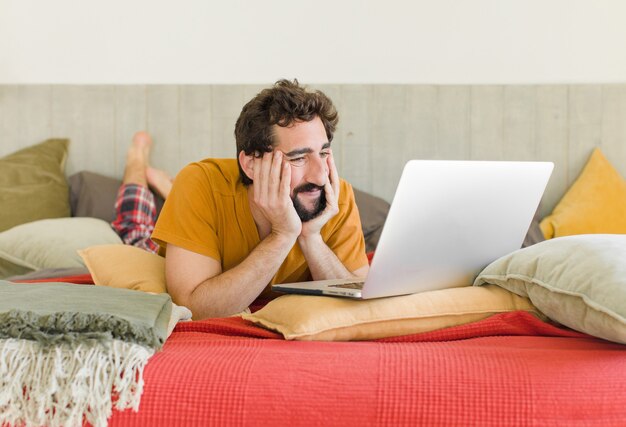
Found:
[0,139,71,232]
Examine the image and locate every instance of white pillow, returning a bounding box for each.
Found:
[474,234,626,344]
[0,217,122,278]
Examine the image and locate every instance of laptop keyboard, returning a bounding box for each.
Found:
[328,282,364,290]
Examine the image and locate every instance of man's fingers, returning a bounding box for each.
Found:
[269,151,282,202]
[258,152,272,203]
[279,159,291,202]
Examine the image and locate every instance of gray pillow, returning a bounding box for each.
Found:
[69,171,122,222]
[353,188,390,253]
[522,204,545,248]
[69,171,164,222]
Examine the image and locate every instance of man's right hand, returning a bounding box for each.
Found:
[252,151,301,239]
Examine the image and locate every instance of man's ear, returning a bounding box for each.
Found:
[238,151,254,181]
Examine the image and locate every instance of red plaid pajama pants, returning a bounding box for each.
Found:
[110,184,159,253]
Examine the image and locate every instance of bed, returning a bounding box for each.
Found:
[10,269,626,426]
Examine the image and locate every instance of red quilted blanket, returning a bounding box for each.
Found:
[108,311,626,426]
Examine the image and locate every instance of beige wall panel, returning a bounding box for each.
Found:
[180,86,212,169]
[371,86,410,202]
[17,86,53,152]
[146,86,180,177]
[568,86,601,188]
[243,84,268,103]
[0,83,621,219]
[210,117,237,159]
[338,85,374,192]
[536,86,568,216]
[503,86,536,161]
[437,86,470,160]
[51,86,116,177]
[470,86,503,160]
[0,86,53,157]
[340,144,371,194]
[407,86,438,160]
[602,84,626,177]
[210,85,244,158]
[0,86,20,156]
[114,86,146,178]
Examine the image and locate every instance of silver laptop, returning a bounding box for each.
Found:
[272,159,553,299]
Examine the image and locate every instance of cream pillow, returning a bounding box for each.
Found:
[242,285,541,341]
[79,244,166,294]
[474,234,626,344]
[0,217,122,278]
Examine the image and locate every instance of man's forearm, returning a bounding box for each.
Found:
[297,234,355,281]
[190,233,296,318]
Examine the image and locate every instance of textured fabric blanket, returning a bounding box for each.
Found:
[0,280,173,427]
[109,311,626,426]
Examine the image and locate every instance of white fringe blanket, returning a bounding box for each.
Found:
[0,280,191,427]
[0,338,153,427]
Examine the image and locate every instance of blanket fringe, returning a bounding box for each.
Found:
[0,338,154,427]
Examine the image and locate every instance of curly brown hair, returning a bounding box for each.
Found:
[234,79,339,185]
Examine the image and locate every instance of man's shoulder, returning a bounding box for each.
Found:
[179,158,242,194]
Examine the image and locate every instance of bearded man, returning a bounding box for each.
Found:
[152,79,369,318]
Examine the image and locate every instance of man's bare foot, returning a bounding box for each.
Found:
[123,131,153,187]
[130,131,152,160]
[147,167,173,199]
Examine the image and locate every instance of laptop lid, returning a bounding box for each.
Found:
[359,159,553,298]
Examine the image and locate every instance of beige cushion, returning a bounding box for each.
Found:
[0,139,71,232]
[242,285,541,341]
[79,244,166,294]
[474,234,626,344]
[0,217,122,279]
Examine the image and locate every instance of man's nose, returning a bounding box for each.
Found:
[306,156,328,186]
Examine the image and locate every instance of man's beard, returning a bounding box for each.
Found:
[291,183,327,222]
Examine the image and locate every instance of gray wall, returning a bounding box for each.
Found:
[1,84,625,217]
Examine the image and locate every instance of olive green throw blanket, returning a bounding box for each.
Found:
[0,280,173,427]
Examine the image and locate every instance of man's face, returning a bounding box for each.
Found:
[272,116,331,222]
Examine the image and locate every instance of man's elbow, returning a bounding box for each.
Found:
[170,283,244,320]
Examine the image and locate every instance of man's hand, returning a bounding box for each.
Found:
[300,150,340,238]
[252,151,301,239]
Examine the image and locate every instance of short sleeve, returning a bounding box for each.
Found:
[151,163,221,261]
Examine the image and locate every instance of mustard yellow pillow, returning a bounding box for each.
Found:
[540,148,626,239]
[242,285,542,341]
[79,245,166,294]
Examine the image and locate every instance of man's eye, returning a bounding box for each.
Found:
[320,151,330,158]
[288,157,307,167]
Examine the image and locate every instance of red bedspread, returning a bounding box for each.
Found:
[109,312,626,426]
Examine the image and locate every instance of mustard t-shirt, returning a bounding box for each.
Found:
[151,159,368,290]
